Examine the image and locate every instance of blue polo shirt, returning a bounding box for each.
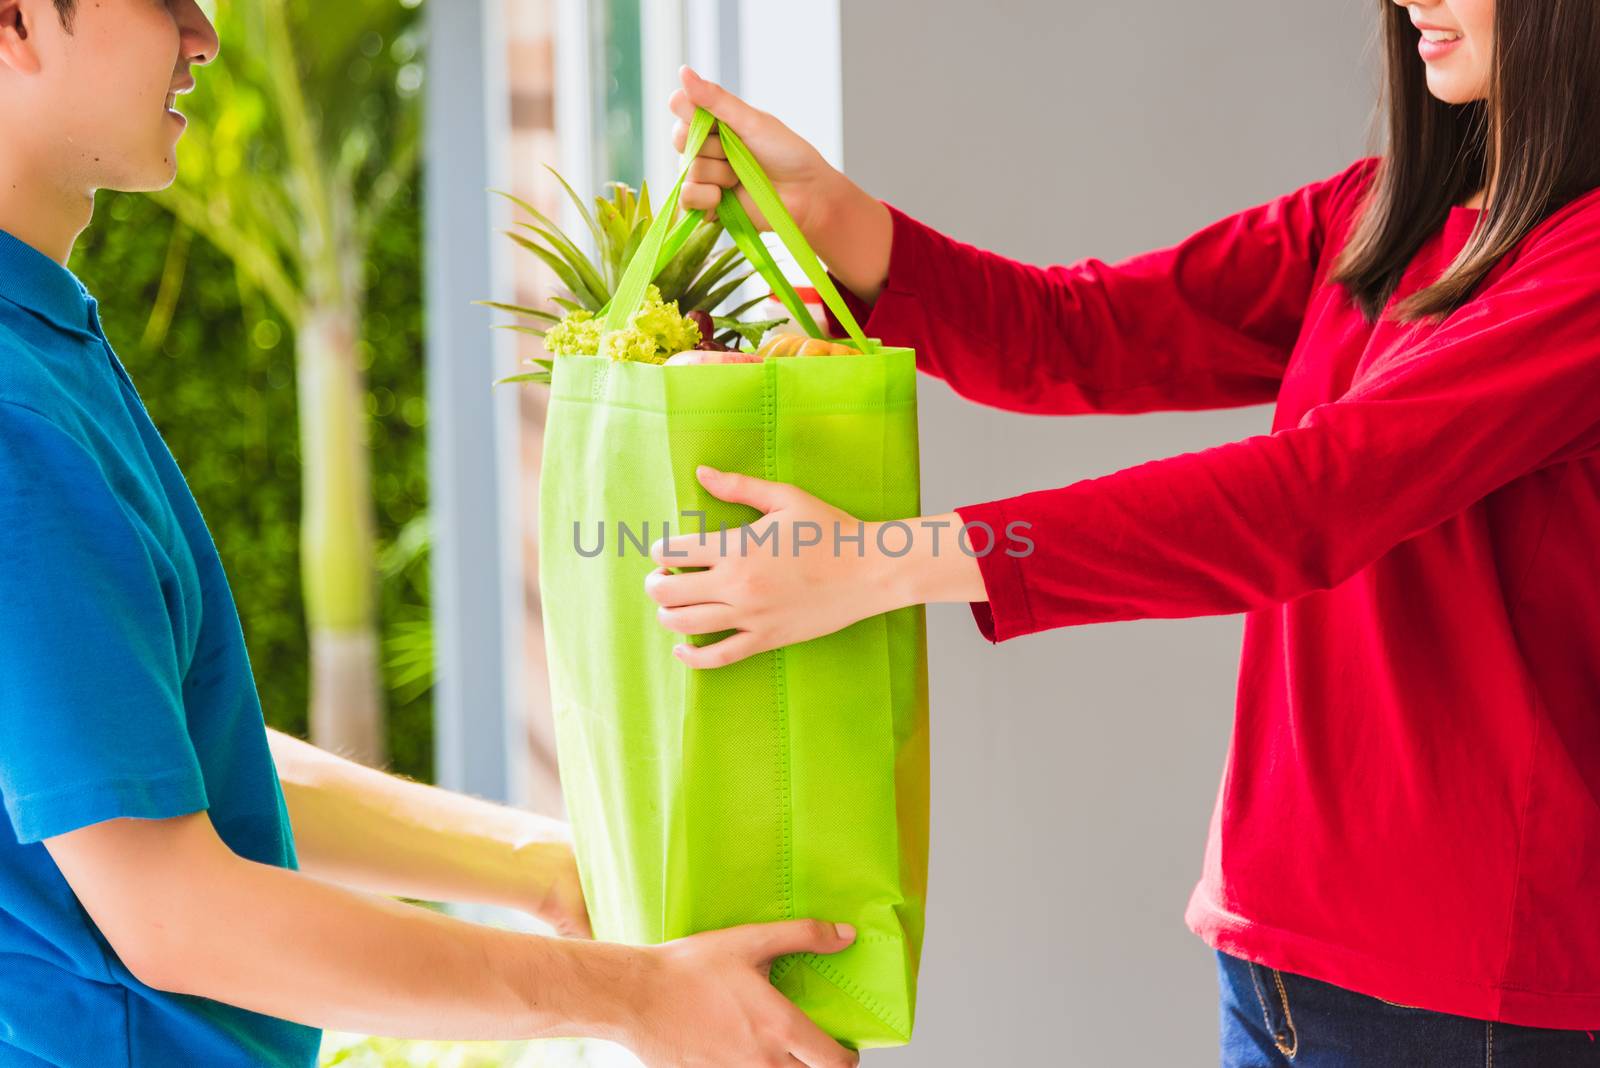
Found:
[0,229,320,1066]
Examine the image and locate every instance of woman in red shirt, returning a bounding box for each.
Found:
[647,0,1600,1063]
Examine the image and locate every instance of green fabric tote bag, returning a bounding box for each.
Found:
[538,107,929,1049]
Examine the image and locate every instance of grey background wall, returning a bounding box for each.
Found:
[835,4,1379,1064]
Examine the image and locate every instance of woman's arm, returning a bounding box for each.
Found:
[648,193,1600,660]
[267,728,586,935]
[670,67,1375,416]
[935,192,1600,641]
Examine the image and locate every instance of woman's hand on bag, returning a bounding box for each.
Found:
[646,467,896,668]
[669,66,893,303]
[646,466,987,667]
[621,919,860,1068]
[670,66,836,236]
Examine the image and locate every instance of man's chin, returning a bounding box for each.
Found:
[105,159,181,195]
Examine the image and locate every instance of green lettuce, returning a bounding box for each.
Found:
[543,286,701,365]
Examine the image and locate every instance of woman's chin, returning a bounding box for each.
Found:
[1424,70,1488,107]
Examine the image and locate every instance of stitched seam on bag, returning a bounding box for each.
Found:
[764,358,796,927]
[795,952,912,1041]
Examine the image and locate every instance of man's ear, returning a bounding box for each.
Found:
[0,0,45,77]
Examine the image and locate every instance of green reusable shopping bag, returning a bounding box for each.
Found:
[537,107,929,1049]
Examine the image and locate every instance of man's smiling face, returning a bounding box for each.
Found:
[1,0,219,193]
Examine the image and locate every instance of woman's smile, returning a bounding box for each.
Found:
[1416,22,1465,62]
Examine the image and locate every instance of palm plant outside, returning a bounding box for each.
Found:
[152,0,423,765]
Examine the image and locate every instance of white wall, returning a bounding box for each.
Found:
[824,4,1377,1065]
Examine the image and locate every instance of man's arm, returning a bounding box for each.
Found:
[43,812,859,1065]
[267,729,586,935]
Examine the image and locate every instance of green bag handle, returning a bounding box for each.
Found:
[714,188,824,339]
[604,106,873,352]
[714,117,871,351]
[603,107,715,333]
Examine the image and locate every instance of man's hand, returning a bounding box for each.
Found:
[42,811,856,1058]
[515,820,589,938]
[624,920,861,1068]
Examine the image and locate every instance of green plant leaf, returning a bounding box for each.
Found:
[513,221,610,308]
[676,245,742,310]
[721,292,770,320]
[504,231,603,310]
[635,180,651,226]
[541,165,605,257]
[697,270,756,314]
[609,182,636,228]
[495,190,611,304]
[473,300,561,323]
[713,316,788,349]
[656,221,721,304]
[494,370,553,386]
[492,324,547,337]
[595,198,631,282]
[620,214,650,283]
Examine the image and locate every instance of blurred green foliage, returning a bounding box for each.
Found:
[68,181,436,781]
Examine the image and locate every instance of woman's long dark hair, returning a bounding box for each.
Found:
[1330,0,1600,323]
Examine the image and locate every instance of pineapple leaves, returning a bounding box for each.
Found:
[635,180,651,227]
[595,198,632,289]
[495,370,552,386]
[492,168,794,386]
[541,165,606,257]
[513,220,609,307]
[609,182,637,228]
[504,231,603,310]
[494,189,610,306]
[619,214,649,285]
[721,293,770,320]
[697,270,757,315]
[473,300,561,323]
[676,246,742,310]
[494,356,555,386]
[655,220,722,306]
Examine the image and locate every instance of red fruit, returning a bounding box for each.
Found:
[687,310,715,345]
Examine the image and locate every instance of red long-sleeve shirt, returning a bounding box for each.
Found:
[827,158,1600,1027]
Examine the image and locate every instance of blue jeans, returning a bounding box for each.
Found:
[1218,950,1600,1067]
